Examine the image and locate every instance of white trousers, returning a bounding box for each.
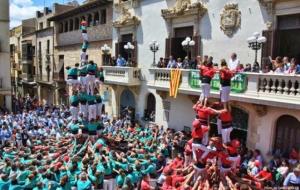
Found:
[194,166,206,181]
[103,179,113,190]
[217,118,222,135]
[80,103,88,118]
[202,128,209,146]
[192,143,209,160]
[184,154,192,167]
[82,33,89,42]
[67,79,80,86]
[200,83,211,100]
[86,75,96,95]
[228,155,241,169]
[79,76,88,90]
[70,106,79,121]
[221,127,233,144]
[88,104,97,121]
[96,103,102,117]
[220,86,231,103]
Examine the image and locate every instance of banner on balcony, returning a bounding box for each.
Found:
[169,69,181,98]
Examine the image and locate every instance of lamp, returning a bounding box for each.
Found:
[247,32,267,69]
[149,40,159,67]
[181,37,195,60]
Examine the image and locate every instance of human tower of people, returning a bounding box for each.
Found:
[66,20,105,137]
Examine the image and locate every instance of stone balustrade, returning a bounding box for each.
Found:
[102,66,141,86]
[148,68,300,109]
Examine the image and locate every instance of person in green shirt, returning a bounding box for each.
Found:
[68,120,79,135]
[116,169,126,189]
[95,67,105,92]
[69,91,79,122]
[78,63,88,91]
[95,93,103,120]
[66,63,80,90]
[0,174,11,190]
[87,94,96,122]
[86,61,97,95]
[76,172,91,190]
[78,90,88,119]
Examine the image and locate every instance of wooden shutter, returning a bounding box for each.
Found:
[192,35,201,60]
[165,38,171,58]
[261,30,273,61]
[132,41,138,67]
[115,42,119,58]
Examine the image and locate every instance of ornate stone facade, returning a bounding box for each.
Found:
[113,7,140,28]
[161,0,207,19]
[220,3,241,36]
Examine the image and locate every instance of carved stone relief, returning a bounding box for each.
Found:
[220,3,241,36]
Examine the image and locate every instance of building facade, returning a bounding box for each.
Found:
[49,0,113,105]
[0,0,12,111]
[99,0,300,158]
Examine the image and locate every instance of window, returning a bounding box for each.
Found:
[69,19,74,31]
[46,40,50,54]
[64,21,68,33]
[59,23,63,33]
[94,12,99,26]
[231,107,249,143]
[100,9,106,24]
[87,14,92,27]
[39,22,44,30]
[74,18,79,30]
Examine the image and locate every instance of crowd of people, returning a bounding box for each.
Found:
[153,53,300,75]
[0,102,299,190]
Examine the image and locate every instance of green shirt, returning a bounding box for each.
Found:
[77,179,91,190]
[95,95,102,104]
[79,92,88,103]
[67,67,78,76]
[70,95,79,106]
[86,95,96,105]
[116,175,125,187]
[87,64,97,73]
[79,66,88,76]
[87,122,98,132]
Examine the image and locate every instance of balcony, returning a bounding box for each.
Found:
[102,66,141,86]
[36,75,54,84]
[148,68,300,110]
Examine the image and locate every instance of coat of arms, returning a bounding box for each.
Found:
[220,3,241,36]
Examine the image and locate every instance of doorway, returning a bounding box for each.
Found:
[120,89,135,119]
[172,26,193,60]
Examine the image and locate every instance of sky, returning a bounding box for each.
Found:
[10,0,84,28]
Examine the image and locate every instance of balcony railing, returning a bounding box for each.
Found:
[102,66,141,86]
[148,68,300,109]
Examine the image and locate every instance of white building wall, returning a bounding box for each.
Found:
[0,0,12,110]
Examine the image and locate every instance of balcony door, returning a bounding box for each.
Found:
[116,34,133,62]
[274,115,300,156]
[120,89,135,120]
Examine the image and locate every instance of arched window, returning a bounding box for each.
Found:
[64,21,68,33]
[87,14,92,27]
[74,18,79,30]
[94,12,99,26]
[59,23,63,33]
[274,115,300,155]
[69,19,74,31]
[231,107,249,144]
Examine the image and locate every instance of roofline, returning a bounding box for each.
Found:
[48,0,112,21]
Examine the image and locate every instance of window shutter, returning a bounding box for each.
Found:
[261,30,273,60]
[115,42,119,58]
[165,38,171,58]
[132,41,138,67]
[192,35,201,60]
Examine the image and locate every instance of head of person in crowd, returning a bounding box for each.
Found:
[231,53,237,61]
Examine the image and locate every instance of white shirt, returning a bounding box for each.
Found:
[228,58,240,70]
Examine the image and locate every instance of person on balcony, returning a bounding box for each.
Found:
[167,56,177,68]
[228,53,240,71]
[157,57,165,68]
[176,58,183,68]
[182,56,190,69]
[199,57,215,107]
[283,56,291,71]
[285,58,297,74]
[116,54,126,67]
[219,59,235,109]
